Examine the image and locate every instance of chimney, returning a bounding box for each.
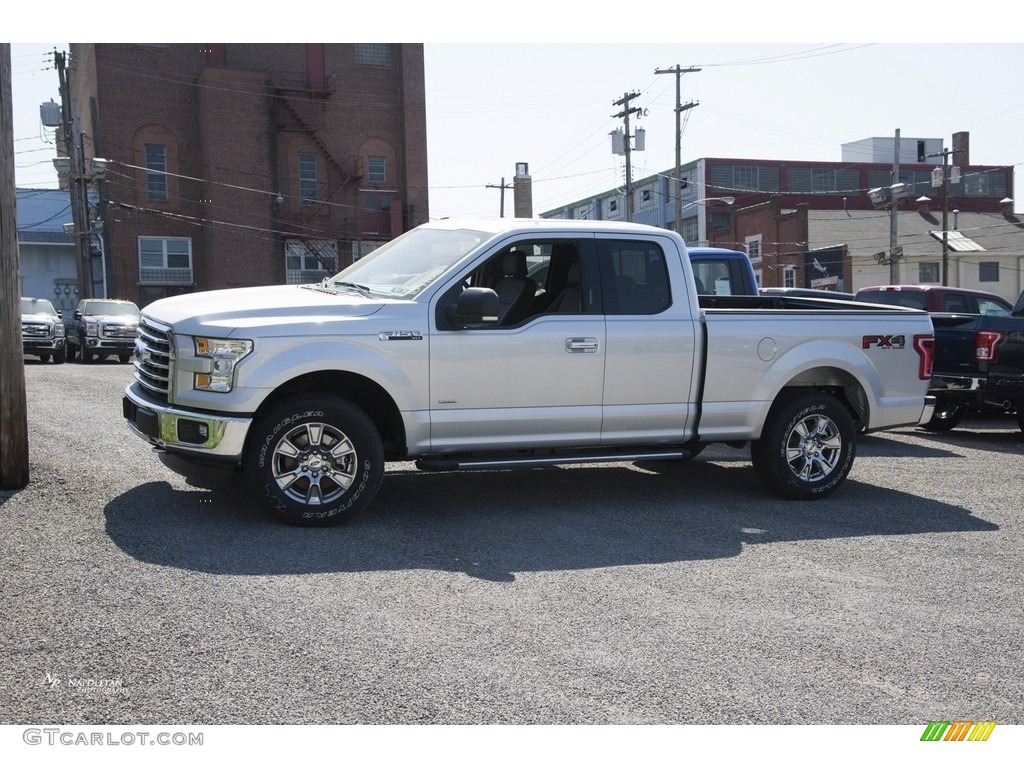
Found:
[952,131,970,166]
[917,196,931,215]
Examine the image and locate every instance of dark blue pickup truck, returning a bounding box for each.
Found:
[924,298,1024,431]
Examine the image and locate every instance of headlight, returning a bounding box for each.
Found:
[193,337,253,392]
[85,321,98,335]
[54,323,65,337]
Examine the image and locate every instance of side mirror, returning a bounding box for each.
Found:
[73,311,82,320]
[446,287,500,329]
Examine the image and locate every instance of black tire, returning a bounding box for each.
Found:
[79,344,92,363]
[53,347,66,364]
[920,399,967,432]
[1016,407,1024,434]
[118,354,131,364]
[38,354,50,363]
[66,343,77,362]
[244,395,384,527]
[750,391,856,500]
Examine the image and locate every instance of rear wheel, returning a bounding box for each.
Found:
[244,395,385,527]
[750,391,856,500]
[921,398,967,432]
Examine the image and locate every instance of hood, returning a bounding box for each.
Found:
[22,312,60,322]
[143,284,387,337]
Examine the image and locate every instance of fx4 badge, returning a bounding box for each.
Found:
[862,334,906,349]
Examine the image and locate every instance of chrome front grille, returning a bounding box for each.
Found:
[101,322,138,339]
[23,323,52,337]
[133,319,173,399]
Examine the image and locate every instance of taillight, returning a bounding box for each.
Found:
[914,334,934,380]
[976,330,1005,362]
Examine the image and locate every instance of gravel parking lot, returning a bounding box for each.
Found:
[2,360,1022,728]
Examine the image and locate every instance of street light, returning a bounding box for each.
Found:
[681,196,735,212]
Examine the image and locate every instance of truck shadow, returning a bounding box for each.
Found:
[104,459,996,581]
[906,425,1024,456]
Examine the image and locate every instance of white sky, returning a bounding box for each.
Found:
[7,6,1024,222]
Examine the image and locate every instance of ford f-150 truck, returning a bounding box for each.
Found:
[923,311,1024,431]
[67,298,141,363]
[123,219,935,526]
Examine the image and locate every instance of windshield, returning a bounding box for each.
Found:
[326,227,489,299]
[84,301,140,317]
[21,298,57,315]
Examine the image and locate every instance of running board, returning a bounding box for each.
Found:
[416,447,698,472]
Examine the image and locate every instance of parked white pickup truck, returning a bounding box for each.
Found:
[123,219,935,525]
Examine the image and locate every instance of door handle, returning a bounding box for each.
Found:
[565,337,599,353]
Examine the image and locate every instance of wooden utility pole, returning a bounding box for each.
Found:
[612,91,642,222]
[486,177,512,217]
[654,65,700,233]
[0,43,31,490]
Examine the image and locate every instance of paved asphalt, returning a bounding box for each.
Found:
[2,359,1022,728]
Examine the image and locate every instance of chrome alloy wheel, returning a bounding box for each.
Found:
[783,413,843,483]
[271,421,358,505]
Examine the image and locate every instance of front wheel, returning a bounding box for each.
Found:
[750,392,856,500]
[53,347,66,364]
[244,395,385,526]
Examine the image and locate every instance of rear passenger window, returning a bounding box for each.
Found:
[600,240,671,315]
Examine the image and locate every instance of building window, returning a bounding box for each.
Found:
[145,144,168,201]
[139,237,192,284]
[355,44,391,67]
[734,166,758,191]
[811,168,836,193]
[359,191,394,237]
[746,235,762,264]
[285,239,338,284]
[919,261,940,283]
[784,266,796,288]
[367,156,387,183]
[979,261,999,282]
[298,152,318,206]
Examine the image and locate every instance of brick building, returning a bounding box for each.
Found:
[541,131,1020,299]
[66,43,428,307]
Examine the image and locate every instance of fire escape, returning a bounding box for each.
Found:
[276,93,361,277]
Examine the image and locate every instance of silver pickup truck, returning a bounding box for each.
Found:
[123,219,935,526]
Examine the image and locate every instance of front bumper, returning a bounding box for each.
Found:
[23,338,65,353]
[122,383,251,465]
[85,336,136,352]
